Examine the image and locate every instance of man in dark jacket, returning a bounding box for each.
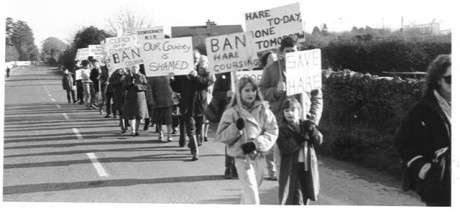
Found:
[169,49,214,161]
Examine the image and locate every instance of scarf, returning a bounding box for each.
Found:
[434,90,451,124]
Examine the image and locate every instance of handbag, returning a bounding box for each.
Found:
[205,98,221,123]
[416,147,450,204]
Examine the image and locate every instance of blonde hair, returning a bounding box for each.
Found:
[227,76,264,108]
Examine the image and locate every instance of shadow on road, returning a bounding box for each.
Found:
[3,175,226,195]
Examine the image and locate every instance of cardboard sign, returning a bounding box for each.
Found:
[105,46,144,70]
[75,69,82,80]
[139,37,194,77]
[285,49,322,96]
[205,32,259,73]
[75,48,89,61]
[103,36,137,72]
[235,70,264,85]
[245,3,305,52]
[135,26,165,44]
[88,45,104,60]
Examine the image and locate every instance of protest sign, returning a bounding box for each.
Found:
[88,45,104,61]
[75,48,89,61]
[105,46,144,70]
[139,37,194,77]
[245,3,304,52]
[75,69,82,80]
[206,32,259,73]
[135,26,165,44]
[285,49,322,96]
[103,36,137,72]
[235,70,264,85]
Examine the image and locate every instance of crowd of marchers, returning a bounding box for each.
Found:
[60,36,451,206]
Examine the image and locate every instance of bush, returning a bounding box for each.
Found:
[318,70,424,178]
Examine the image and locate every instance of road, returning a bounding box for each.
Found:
[2,65,424,206]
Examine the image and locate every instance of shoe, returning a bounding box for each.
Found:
[167,137,173,142]
[158,135,163,142]
[204,136,208,142]
[143,124,149,131]
[135,132,139,136]
[121,129,126,134]
[191,152,199,161]
[68,100,71,104]
[224,168,232,179]
[172,129,177,134]
[131,132,136,137]
[104,114,111,118]
[114,115,117,119]
[268,174,277,181]
[232,167,239,178]
[73,100,78,104]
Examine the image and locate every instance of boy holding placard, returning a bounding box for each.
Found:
[259,36,323,191]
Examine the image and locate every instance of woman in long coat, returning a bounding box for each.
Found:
[109,69,128,132]
[122,65,149,136]
[152,76,174,142]
[395,54,451,206]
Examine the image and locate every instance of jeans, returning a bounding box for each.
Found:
[234,156,266,204]
[66,89,76,103]
[83,82,95,107]
[184,115,203,153]
[76,80,83,102]
[105,92,115,115]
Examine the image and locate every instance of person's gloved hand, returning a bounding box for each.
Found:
[236,118,245,130]
[242,142,257,154]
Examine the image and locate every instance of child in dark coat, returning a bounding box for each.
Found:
[277,98,323,205]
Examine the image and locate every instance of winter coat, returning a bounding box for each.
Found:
[259,60,323,125]
[395,91,451,205]
[151,76,174,108]
[216,100,278,158]
[170,63,214,117]
[109,70,126,112]
[62,73,74,91]
[277,122,320,203]
[99,66,111,94]
[211,72,232,120]
[145,77,154,106]
[90,68,100,92]
[122,73,149,119]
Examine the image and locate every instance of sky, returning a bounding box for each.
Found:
[3,0,457,49]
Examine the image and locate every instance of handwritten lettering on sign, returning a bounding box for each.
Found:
[88,45,104,60]
[140,37,194,77]
[285,49,322,96]
[206,32,259,73]
[245,3,304,52]
[75,48,89,61]
[106,47,144,70]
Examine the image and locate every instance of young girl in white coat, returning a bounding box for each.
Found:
[216,76,278,204]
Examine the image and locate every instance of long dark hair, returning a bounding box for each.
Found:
[423,54,451,97]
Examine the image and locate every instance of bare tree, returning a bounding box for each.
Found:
[105,7,153,36]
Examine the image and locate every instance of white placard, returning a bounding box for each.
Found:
[206,32,259,73]
[245,3,305,52]
[75,48,89,61]
[285,49,322,96]
[75,69,82,80]
[103,36,137,72]
[105,46,144,70]
[139,37,194,77]
[235,70,264,85]
[135,26,165,44]
[88,45,104,60]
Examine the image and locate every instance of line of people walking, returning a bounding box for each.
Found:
[60,36,451,206]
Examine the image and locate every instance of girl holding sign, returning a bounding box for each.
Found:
[216,76,278,204]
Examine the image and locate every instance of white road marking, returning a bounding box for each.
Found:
[72,128,83,140]
[56,104,61,109]
[62,113,69,120]
[86,153,109,177]
[50,98,55,102]
[48,94,52,97]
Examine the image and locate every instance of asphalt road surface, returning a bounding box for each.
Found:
[2,65,424,206]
